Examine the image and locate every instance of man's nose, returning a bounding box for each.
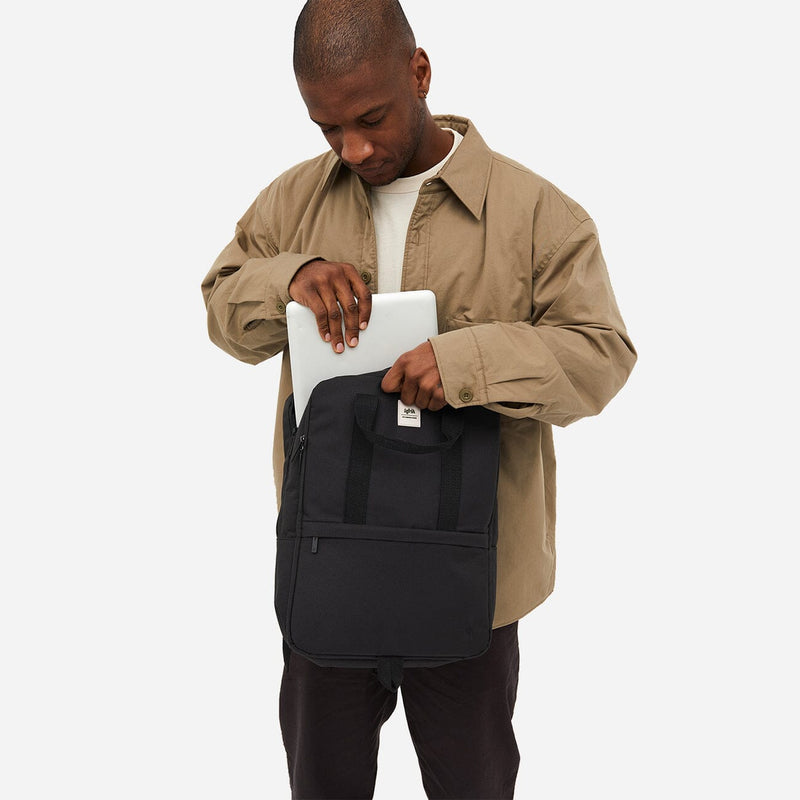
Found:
[340,131,374,166]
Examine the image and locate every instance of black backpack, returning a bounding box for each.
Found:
[274,369,501,691]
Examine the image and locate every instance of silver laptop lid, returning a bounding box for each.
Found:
[286,290,439,425]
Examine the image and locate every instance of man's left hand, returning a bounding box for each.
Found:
[381,341,447,411]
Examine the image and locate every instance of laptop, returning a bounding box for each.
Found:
[286,290,439,425]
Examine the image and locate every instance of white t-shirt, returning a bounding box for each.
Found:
[371,129,463,294]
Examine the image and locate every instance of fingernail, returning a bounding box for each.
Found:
[325,333,331,342]
[360,322,367,330]
[350,337,358,347]
[335,343,344,353]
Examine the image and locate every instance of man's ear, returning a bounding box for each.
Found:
[410,47,432,96]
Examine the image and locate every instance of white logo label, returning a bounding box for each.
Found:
[397,400,421,428]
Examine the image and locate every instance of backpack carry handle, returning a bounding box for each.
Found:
[345,393,464,528]
[354,394,464,454]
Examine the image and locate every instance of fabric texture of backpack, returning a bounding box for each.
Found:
[274,368,501,691]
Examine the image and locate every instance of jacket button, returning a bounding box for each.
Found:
[459,388,474,403]
[360,271,371,284]
[276,301,286,313]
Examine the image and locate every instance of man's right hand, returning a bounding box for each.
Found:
[288,260,372,353]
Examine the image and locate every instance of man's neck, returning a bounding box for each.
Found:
[401,116,454,177]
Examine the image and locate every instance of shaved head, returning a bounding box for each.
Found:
[294,0,416,81]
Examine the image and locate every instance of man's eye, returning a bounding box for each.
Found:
[363,117,384,128]
[320,127,336,135]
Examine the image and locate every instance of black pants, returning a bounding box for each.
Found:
[279,622,520,799]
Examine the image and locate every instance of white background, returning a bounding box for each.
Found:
[2,1,798,798]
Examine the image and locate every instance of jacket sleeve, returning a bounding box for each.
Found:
[200,186,322,365]
[429,217,637,427]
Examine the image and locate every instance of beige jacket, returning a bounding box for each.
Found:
[201,115,636,627]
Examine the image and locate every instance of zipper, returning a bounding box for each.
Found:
[295,435,307,531]
[299,435,319,555]
[285,433,308,642]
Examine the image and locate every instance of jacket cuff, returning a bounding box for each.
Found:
[228,252,322,328]
[429,328,488,408]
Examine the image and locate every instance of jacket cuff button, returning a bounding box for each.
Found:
[459,388,474,403]
[276,301,286,313]
[360,271,371,284]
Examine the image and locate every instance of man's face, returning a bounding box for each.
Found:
[297,52,426,186]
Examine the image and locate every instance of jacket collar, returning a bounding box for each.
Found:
[431,115,492,220]
[320,115,493,220]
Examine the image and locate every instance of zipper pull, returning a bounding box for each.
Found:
[311,536,319,554]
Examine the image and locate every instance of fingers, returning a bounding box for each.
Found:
[381,342,447,411]
[352,276,372,332]
[395,377,446,411]
[401,375,429,409]
[400,380,446,411]
[427,387,447,412]
[289,261,372,353]
[340,282,362,350]
[381,362,403,394]
[314,286,345,353]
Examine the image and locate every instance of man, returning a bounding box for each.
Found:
[201,1,636,797]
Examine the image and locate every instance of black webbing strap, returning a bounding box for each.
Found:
[344,398,377,525]
[377,657,404,692]
[344,394,464,528]
[437,413,463,530]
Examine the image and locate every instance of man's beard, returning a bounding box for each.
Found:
[372,101,427,186]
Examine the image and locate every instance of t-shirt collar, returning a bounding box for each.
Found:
[321,115,493,220]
